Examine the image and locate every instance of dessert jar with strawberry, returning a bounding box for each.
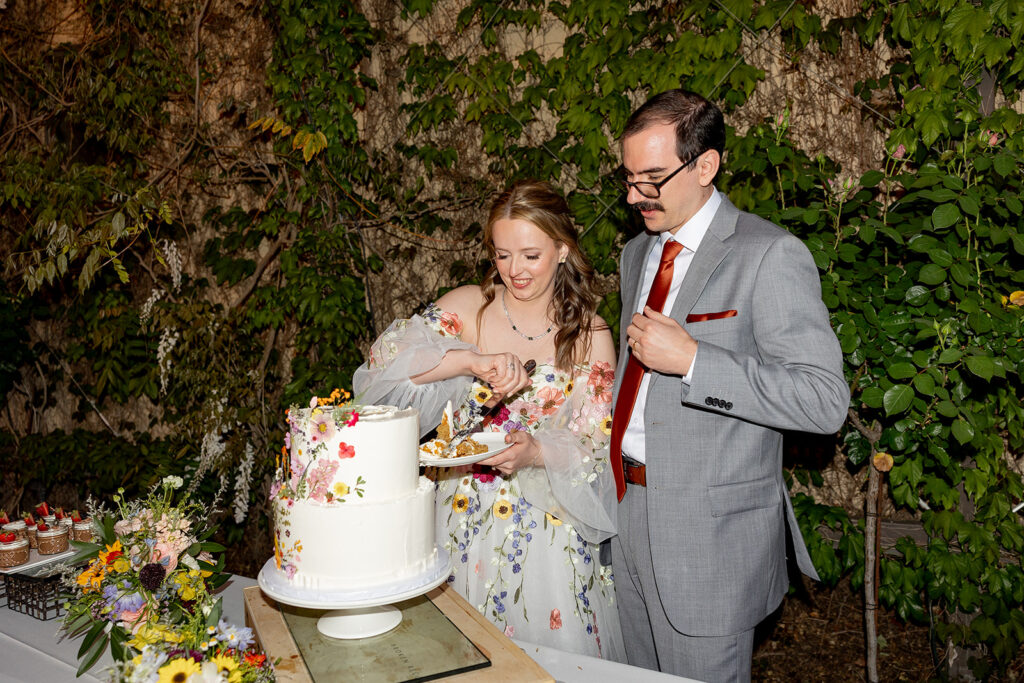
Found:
[1,517,27,543]
[36,502,56,527]
[36,522,69,555]
[22,514,38,549]
[70,511,94,543]
[0,532,29,568]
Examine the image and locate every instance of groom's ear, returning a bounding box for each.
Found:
[696,150,721,187]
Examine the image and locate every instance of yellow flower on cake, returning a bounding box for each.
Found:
[157,656,200,683]
[453,494,469,513]
[493,499,512,520]
[333,482,350,497]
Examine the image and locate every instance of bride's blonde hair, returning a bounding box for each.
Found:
[477,180,603,373]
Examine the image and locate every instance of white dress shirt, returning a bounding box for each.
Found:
[621,190,722,464]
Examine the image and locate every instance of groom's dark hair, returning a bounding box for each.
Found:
[623,89,725,165]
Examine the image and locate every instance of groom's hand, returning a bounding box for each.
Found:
[626,306,698,376]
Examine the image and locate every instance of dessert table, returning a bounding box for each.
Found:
[0,574,692,683]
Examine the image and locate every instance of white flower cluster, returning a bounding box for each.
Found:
[232,442,254,523]
[163,239,182,291]
[139,288,163,323]
[156,328,179,393]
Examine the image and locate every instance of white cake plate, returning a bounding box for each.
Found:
[257,550,451,639]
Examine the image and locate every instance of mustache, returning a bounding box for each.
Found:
[633,200,664,212]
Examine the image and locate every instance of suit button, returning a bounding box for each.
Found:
[713,398,721,407]
[725,402,733,410]
[705,397,713,406]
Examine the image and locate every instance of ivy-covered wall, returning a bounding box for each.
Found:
[1,0,1022,676]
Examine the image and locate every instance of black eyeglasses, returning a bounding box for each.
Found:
[621,150,705,199]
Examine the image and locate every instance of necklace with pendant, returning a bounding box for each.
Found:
[502,289,554,341]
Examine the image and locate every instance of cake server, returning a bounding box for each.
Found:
[442,358,536,457]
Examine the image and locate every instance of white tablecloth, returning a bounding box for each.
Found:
[0,574,690,682]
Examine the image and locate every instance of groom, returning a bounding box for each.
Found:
[609,89,849,681]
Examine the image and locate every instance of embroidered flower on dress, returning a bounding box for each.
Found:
[535,386,565,415]
[452,495,469,513]
[545,512,563,527]
[439,311,463,337]
[493,499,512,520]
[474,385,493,404]
[600,416,612,435]
[549,608,563,630]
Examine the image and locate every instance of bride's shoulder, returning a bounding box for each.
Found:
[435,285,485,318]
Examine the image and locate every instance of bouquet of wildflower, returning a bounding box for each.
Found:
[60,475,266,679]
[107,610,274,683]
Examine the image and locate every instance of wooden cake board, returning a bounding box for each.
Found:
[243,584,553,682]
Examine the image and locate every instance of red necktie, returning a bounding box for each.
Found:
[610,239,685,500]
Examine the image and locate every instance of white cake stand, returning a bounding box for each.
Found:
[257,550,451,639]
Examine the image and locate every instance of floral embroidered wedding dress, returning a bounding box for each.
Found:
[353,303,623,660]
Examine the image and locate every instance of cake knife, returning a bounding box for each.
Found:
[442,358,536,457]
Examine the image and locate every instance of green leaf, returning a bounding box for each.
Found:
[965,355,994,380]
[952,419,974,444]
[931,203,961,229]
[992,153,1016,177]
[883,385,914,416]
[913,373,935,395]
[918,264,946,285]
[887,362,917,379]
[938,348,962,364]
[861,387,885,408]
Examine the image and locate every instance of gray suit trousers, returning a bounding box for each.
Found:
[612,482,755,682]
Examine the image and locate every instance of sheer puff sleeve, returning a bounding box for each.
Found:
[352,303,475,438]
[516,361,617,544]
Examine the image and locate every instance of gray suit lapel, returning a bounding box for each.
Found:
[624,234,658,316]
[667,194,739,321]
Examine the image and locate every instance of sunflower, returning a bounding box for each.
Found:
[157,657,200,683]
[599,415,612,435]
[452,494,469,513]
[493,499,513,519]
[564,379,574,395]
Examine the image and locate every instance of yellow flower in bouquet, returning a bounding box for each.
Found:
[157,656,200,683]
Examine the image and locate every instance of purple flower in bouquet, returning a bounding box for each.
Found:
[139,562,167,591]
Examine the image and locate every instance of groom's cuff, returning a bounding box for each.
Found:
[682,343,698,384]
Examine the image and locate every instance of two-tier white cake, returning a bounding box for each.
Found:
[269,401,437,591]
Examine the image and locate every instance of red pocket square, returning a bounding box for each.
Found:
[686,309,738,323]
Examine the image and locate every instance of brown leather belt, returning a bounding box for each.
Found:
[623,457,646,487]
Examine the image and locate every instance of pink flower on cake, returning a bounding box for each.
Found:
[337,442,355,459]
[284,431,291,450]
[549,608,562,630]
[306,460,340,502]
[345,411,359,427]
[309,413,336,443]
[535,386,565,415]
[309,396,319,409]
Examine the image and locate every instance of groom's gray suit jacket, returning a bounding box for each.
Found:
[613,195,849,637]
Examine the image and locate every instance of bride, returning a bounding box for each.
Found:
[353,180,623,660]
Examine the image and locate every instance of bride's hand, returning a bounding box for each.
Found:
[468,353,532,400]
[479,430,542,475]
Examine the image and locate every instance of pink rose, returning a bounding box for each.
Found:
[151,541,178,573]
[549,608,562,630]
[120,606,147,633]
[893,144,906,159]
